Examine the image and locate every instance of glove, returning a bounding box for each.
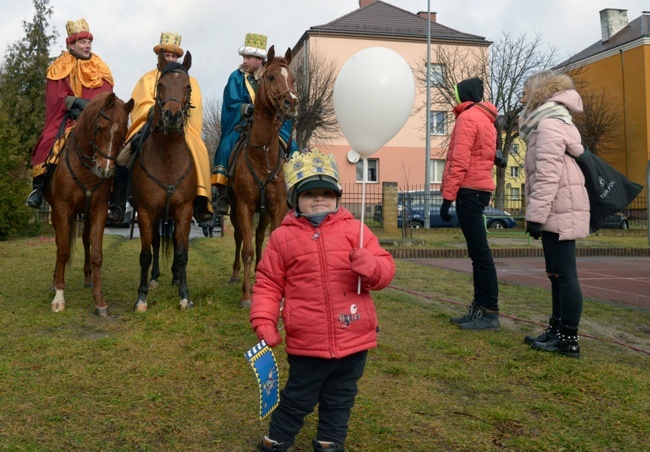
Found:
[67,96,90,119]
[242,103,255,118]
[350,248,380,284]
[440,199,453,223]
[252,320,282,347]
[494,149,508,169]
[526,221,543,240]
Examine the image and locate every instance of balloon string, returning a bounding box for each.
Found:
[358,158,367,294]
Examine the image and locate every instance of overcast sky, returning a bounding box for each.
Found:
[2,0,648,104]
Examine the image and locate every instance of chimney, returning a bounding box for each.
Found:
[600,8,628,42]
[359,0,376,8]
[418,11,437,22]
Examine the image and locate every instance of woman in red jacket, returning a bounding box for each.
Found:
[441,77,501,331]
[250,149,396,451]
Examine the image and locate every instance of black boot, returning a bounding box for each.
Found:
[193,196,213,222]
[257,436,290,452]
[312,438,345,451]
[450,301,477,324]
[532,325,580,359]
[108,165,129,223]
[213,183,230,215]
[26,174,45,209]
[524,317,560,346]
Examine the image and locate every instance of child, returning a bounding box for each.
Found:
[250,149,396,451]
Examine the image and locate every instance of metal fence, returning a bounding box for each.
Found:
[347,182,649,230]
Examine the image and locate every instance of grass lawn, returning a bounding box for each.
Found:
[0,228,648,450]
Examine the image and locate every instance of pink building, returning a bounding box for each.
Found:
[293,0,491,192]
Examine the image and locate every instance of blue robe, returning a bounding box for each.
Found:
[213,68,297,182]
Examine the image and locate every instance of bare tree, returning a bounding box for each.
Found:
[415,33,558,208]
[565,71,622,157]
[290,47,340,150]
[202,95,221,166]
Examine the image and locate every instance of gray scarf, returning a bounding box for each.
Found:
[519,102,573,142]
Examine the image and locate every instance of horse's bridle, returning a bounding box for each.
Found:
[153,68,192,135]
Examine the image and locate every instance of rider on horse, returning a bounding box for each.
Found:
[109,31,214,223]
[26,18,114,209]
[212,33,298,215]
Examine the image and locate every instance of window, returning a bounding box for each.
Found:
[510,143,519,156]
[510,167,520,178]
[356,159,378,183]
[430,111,446,135]
[429,159,445,183]
[510,187,520,198]
[428,64,446,87]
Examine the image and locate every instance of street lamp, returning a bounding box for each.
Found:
[423,0,431,228]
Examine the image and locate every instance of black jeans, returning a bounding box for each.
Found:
[455,189,499,311]
[268,351,367,445]
[541,231,583,327]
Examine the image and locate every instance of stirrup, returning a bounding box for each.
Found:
[26,189,43,209]
[107,205,124,223]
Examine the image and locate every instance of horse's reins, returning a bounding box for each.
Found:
[140,66,194,224]
[244,62,295,213]
[65,108,113,219]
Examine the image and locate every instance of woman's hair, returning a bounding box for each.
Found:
[522,70,575,115]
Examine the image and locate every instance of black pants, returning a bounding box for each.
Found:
[456,189,499,311]
[541,231,583,327]
[268,351,367,445]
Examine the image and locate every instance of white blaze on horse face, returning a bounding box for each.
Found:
[280,67,298,100]
[103,122,120,173]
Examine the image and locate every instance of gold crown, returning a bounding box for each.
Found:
[153,31,184,57]
[65,18,90,36]
[284,149,340,192]
[238,33,268,59]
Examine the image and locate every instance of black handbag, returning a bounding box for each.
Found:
[573,147,643,231]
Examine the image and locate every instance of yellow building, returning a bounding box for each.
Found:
[494,135,527,214]
[562,9,649,186]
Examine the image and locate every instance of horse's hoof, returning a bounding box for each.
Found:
[51,302,65,313]
[148,280,159,290]
[228,276,240,284]
[94,306,110,317]
[134,301,148,313]
[179,299,194,310]
[84,282,92,288]
[239,299,252,309]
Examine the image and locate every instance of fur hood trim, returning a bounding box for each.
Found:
[527,74,575,112]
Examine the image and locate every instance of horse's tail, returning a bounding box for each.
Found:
[161,220,174,260]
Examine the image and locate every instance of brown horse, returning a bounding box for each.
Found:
[229,46,299,308]
[43,92,133,315]
[130,51,197,312]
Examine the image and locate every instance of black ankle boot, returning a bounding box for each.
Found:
[213,184,230,215]
[108,166,129,223]
[193,196,213,222]
[532,325,580,359]
[312,438,344,451]
[450,301,477,324]
[257,436,290,451]
[525,317,560,345]
[26,174,45,209]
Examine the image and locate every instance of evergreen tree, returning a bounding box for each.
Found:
[0,0,57,161]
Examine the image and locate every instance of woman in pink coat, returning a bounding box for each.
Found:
[519,70,590,358]
[250,149,396,451]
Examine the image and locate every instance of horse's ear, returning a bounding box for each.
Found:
[183,51,192,71]
[157,51,167,70]
[104,92,116,108]
[284,47,292,65]
[125,98,135,114]
[267,45,275,63]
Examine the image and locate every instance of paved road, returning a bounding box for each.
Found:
[105,223,221,240]
[413,256,650,311]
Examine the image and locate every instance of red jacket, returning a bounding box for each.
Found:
[250,207,396,359]
[441,101,497,201]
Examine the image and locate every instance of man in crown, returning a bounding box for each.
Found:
[26,19,114,209]
[211,33,298,215]
[108,32,213,223]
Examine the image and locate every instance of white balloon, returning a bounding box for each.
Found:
[333,47,415,158]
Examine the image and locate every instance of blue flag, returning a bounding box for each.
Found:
[244,340,280,421]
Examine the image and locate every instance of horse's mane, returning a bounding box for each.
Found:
[74,92,112,140]
[160,62,188,76]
